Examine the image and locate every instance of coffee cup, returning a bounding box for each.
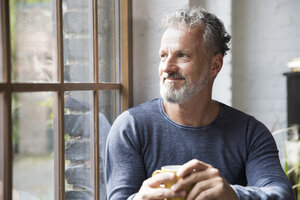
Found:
[152,165,193,200]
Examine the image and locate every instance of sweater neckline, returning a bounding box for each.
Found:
[158,98,224,130]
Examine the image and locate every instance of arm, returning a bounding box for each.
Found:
[105,111,188,200]
[166,119,294,200]
[105,111,146,200]
[231,119,294,200]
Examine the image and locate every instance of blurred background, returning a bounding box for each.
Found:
[2,0,300,199]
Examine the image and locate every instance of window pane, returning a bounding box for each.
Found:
[0,93,3,200]
[99,90,117,199]
[63,0,93,83]
[98,0,119,83]
[64,91,94,200]
[10,0,57,83]
[12,92,55,200]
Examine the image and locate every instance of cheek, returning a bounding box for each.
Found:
[185,62,205,80]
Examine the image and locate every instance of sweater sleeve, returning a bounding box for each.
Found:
[231,117,294,200]
[105,111,146,200]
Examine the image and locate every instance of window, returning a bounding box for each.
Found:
[0,0,132,199]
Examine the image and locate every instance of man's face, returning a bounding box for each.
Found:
[158,27,210,104]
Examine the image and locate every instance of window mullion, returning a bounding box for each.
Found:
[1,0,12,199]
[93,0,99,199]
[120,0,133,112]
[1,0,11,84]
[3,91,12,200]
[55,0,65,199]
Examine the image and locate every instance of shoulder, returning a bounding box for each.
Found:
[112,98,161,125]
[221,103,253,121]
[220,104,276,158]
[128,98,161,117]
[107,110,140,152]
[108,98,161,140]
[220,103,267,130]
[220,103,272,141]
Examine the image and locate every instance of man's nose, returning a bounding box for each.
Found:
[161,56,178,72]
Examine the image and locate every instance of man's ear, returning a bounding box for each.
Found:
[210,53,223,77]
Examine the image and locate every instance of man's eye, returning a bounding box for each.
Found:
[160,54,167,59]
[178,53,188,58]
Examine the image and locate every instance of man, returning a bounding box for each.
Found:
[105,7,294,200]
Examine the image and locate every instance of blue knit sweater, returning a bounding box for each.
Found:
[105,98,294,200]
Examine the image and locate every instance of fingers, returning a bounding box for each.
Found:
[170,159,238,200]
[148,172,175,187]
[189,178,237,200]
[171,167,217,191]
[193,187,218,200]
[137,186,186,200]
[135,172,186,200]
[186,177,220,200]
[173,160,216,191]
[177,159,210,178]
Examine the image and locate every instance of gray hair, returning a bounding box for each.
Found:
[162,7,231,56]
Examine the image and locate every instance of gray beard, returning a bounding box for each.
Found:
[160,71,209,104]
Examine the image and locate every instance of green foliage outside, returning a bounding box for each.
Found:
[276,126,300,200]
[285,154,300,199]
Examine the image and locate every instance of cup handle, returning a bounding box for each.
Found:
[152,170,162,177]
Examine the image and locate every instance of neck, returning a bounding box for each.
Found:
[162,91,219,127]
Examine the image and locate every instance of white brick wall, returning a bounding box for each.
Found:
[232,0,300,130]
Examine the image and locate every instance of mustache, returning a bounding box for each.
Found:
[161,72,186,79]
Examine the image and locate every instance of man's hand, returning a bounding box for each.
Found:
[133,172,186,200]
[171,159,238,200]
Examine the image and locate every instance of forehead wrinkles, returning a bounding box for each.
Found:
[159,43,194,54]
[160,28,203,54]
[159,38,199,56]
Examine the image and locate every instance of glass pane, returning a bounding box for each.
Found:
[9,0,57,83]
[64,91,94,200]
[63,0,93,83]
[99,90,117,199]
[12,92,55,200]
[98,0,119,83]
[0,93,3,200]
